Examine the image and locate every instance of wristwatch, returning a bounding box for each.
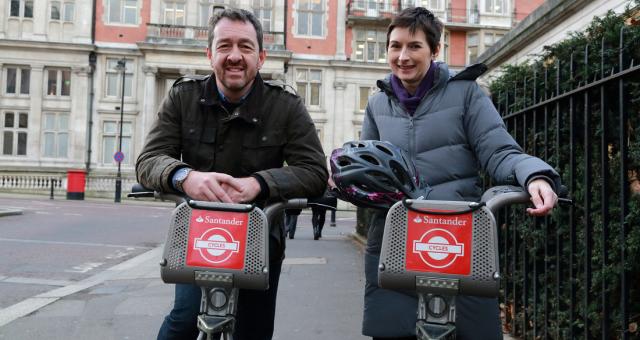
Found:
[173,167,193,193]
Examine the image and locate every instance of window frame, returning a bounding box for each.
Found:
[4,66,30,96]
[482,0,508,15]
[101,119,133,166]
[42,112,69,158]
[353,29,387,63]
[467,32,479,64]
[296,0,325,37]
[295,68,323,109]
[45,68,71,97]
[9,0,33,18]
[50,1,75,22]
[106,0,139,25]
[252,0,273,31]
[358,86,377,112]
[162,0,186,25]
[1,111,29,156]
[105,58,134,99]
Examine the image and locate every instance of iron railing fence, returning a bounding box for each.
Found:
[490,27,639,339]
[0,172,137,199]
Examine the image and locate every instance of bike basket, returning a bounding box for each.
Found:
[160,201,269,290]
[378,200,499,297]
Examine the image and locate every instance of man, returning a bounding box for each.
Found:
[136,8,328,340]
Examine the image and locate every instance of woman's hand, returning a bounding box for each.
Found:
[526,179,558,216]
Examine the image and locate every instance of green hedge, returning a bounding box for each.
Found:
[488,1,640,338]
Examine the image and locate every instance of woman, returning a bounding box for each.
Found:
[359,7,560,340]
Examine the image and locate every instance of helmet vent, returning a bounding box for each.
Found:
[360,154,380,165]
[375,143,393,155]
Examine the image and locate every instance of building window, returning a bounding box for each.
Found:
[199,0,237,26]
[107,0,138,25]
[106,58,134,98]
[252,0,272,31]
[163,1,185,25]
[9,0,33,18]
[419,0,444,11]
[46,68,71,96]
[42,113,68,158]
[296,69,322,107]
[2,111,28,156]
[102,120,132,165]
[4,66,30,95]
[296,0,324,37]
[353,0,391,12]
[358,86,376,111]
[467,32,478,64]
[483,31,504,48]
[484,0,507,15]
[51,1,74,21]
[354,29,386,62]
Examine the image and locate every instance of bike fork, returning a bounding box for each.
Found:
[197,287,239,340]
[416,292,456,340]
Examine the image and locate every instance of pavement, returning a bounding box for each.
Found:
[0,207,367,340]
[0,197,516,340]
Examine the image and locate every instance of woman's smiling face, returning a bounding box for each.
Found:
[387,27,437,94]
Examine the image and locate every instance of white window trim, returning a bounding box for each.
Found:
[8,0,33,19]
[1,111,29,156]
[162,0,186,26]
[481,0,509,16]
[100,119,134,166]
[41,112,70,159]
[294,0,326,38]
[50,1,75,22]
[3,66,30,96]
[353,29,387,63]
[104,58,135,99]
[105,0,139,26]
[295,68,323,109]
[45,68,72,97]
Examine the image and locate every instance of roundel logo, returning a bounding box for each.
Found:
[193,227,240,264]
[412,228,464,269]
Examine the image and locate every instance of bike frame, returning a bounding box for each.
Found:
[377,186,536,340]
[129,186,308,340]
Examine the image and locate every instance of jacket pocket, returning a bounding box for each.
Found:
[181,122,216,169]
[241,130,286,173]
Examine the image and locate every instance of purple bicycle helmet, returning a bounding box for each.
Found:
[330,140,428,209]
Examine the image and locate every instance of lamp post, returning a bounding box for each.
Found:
[114,58,126,203]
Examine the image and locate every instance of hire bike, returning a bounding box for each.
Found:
[129,184,329,340]
[377,185,570,340]
[328,140,570,340]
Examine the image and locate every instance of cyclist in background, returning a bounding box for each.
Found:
[359,7,560,340]
[135,8,327,340]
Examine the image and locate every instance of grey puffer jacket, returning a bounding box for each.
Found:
[359,62,560,338]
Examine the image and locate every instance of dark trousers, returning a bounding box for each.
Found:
[157,260,283,340]
[284,214,298,238]
[311,207,327,238]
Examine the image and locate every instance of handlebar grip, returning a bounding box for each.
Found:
[482,185,531,214]
[127,183,154,198]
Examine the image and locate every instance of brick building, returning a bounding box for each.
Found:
[0,0,544,196]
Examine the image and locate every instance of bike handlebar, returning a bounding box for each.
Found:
[128,184,317,221]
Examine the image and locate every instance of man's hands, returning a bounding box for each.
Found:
[182,171,261,203]
[526,179,558,216]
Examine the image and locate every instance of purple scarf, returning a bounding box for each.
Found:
[390,61,436,115]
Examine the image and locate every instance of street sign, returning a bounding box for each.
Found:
[114,151,125,163]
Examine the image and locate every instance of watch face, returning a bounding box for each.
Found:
[177,168,189,181]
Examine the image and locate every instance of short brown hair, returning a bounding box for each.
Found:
[386,7,443,53]
[207,8,264,51]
